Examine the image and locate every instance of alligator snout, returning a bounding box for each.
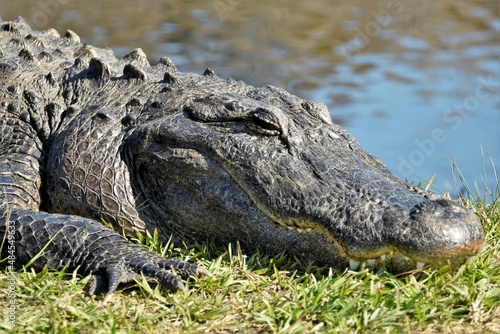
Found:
[388,198,485,269]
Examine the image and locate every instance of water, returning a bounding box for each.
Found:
[1,0,498,197]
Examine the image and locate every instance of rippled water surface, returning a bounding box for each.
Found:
[1,0,498,195]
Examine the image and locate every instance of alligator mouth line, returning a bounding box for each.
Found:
[274,218,430,272]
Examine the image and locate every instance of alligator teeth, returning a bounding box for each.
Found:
[347,255,422,271]
[349,259,360,271]
[282,224,316,233]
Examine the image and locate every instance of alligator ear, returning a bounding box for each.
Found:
[184,94,249,122]
[301,101,332,125]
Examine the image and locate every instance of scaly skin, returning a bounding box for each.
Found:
[0,17,484,294]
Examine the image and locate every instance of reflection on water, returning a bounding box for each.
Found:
[1,0,498,195]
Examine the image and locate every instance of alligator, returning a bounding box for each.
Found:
[0,17,484,294]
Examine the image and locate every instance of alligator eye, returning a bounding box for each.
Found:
[247,109,282,136]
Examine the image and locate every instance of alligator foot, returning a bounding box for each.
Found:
[2,210,211,295]
[87,250,212,295]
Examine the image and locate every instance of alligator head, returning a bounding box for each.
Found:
[127,74,484,273]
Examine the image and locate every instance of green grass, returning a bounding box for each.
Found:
[1,163,499,333]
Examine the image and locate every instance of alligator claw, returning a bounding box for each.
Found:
[157,258,212,278]
[87,274,106,295]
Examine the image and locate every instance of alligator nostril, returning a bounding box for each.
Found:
[410,199,469,221]
[435,198,453,207]
[409,201,432,218]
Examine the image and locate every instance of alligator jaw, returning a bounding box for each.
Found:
[270,198,484,273]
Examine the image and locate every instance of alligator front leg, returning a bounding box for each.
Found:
[0,118,208,294]
[1,209,210,295]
